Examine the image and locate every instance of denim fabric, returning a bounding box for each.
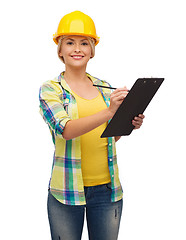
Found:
[47,183,123,240]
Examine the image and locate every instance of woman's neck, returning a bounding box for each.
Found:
[64,66,88,84]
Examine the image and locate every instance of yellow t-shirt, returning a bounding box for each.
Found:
[72,90,111,186]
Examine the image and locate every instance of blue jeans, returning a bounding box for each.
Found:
[47,183,123,240]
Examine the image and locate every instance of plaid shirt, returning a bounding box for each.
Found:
[39,72,123,205]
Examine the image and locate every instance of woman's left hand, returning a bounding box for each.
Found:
[132,114,145,129]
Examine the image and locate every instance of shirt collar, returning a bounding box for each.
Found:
[54,71,102,93]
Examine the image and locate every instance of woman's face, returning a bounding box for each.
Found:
[59,35,92,68]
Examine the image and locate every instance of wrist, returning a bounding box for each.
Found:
[106,108,114,120]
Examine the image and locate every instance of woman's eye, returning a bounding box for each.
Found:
[82,42,88,46]
[66,41,73,45]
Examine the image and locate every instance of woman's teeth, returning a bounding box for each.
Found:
[72,56,83,59]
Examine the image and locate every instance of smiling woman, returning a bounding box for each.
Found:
[57,36,95,63]
[39,10,144,240]
[58,36,93,68]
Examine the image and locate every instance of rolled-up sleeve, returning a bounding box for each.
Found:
[39,83,71,138]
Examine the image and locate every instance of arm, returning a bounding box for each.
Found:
[39,83,71,137]
[63,87,128,140]
[62,109,112,140]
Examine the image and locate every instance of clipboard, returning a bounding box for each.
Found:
[101,78,164,138]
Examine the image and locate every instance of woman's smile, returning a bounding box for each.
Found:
[71,55,84,60]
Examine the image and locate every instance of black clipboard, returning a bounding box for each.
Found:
[101,78,164,138]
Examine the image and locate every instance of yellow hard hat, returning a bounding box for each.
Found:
[53,11,99,45]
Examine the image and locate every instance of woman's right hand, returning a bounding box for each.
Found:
[62,86,128,140]
[108,87,129,117]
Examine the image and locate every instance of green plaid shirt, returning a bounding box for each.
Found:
[39,72,123,205]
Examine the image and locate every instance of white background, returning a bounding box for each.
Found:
[1,0,186,239]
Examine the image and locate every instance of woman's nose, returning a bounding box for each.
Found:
[74,43,81,53]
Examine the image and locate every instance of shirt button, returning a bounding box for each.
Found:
[112,175,114,178]
[110,158,112,161]
[109,143,112,146]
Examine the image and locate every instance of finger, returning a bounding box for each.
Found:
[132,122,140,129]
[133,124,139,129]
[117,86,128,90]
[132,120,141,125]
[112,94,126,102]
[138,114,145,119]
[114,86,129,92]
[132,119,142,128]
[111,91,128,99]
[113,89,129,95]
[134,117,143,123]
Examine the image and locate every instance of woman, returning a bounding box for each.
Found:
[39,11,144,240]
